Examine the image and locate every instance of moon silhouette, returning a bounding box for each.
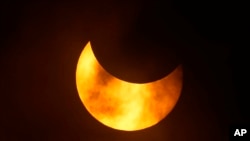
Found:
[76,42,183,131]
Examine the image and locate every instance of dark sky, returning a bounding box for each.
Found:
[1,0,248,141]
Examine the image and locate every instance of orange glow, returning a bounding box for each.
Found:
[76,42,183,131]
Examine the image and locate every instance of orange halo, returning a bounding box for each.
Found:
[76,42,183,131]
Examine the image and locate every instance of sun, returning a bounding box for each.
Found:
[76,41,183,131]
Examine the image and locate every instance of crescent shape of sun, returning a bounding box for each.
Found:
[76,42,183,131]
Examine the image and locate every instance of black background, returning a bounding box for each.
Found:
[1,0,248,141]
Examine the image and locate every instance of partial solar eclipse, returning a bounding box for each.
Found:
[76,42,183,131]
